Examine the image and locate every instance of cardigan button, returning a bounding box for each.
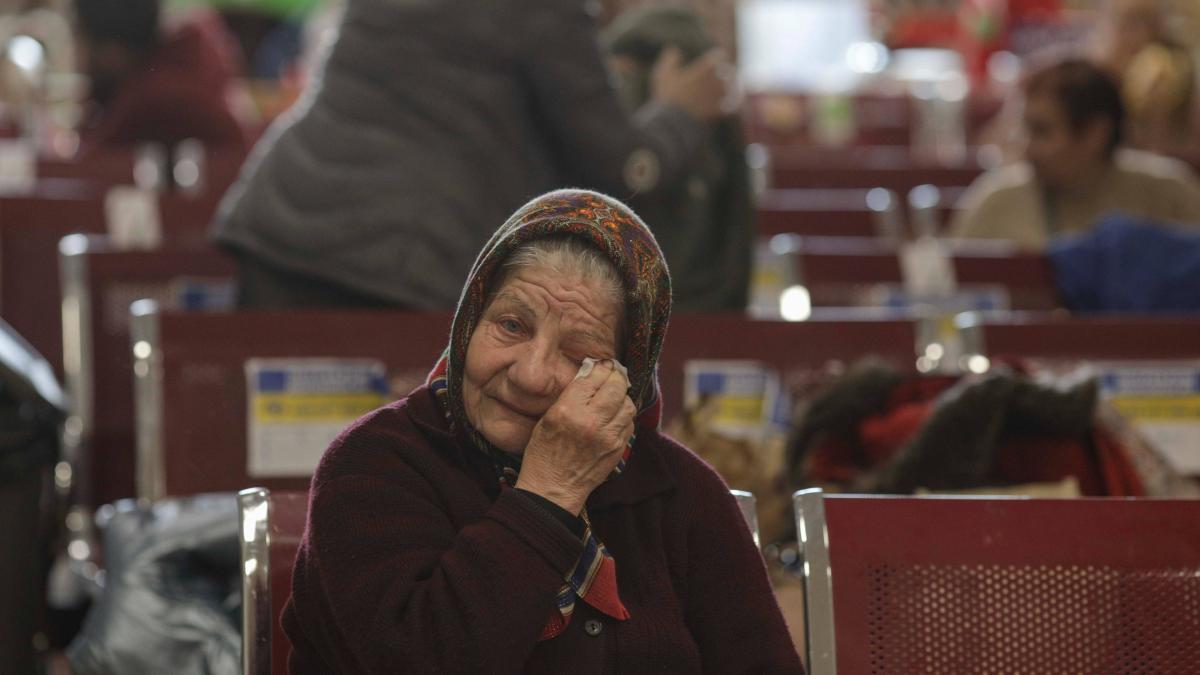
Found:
[583,619,603,637]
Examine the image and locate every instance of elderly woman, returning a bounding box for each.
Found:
[282,189,803,673]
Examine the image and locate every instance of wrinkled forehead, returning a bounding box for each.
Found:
[484,261,626,354]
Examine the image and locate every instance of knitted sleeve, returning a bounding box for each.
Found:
[289,418,585,674]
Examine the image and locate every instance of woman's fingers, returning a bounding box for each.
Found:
[588,362,631,420]
[519,361,637,511]
[600,396,637,443]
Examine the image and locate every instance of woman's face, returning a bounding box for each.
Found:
[1022,92,1109,189]
[462,265,621,455]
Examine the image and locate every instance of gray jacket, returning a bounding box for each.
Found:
[213,0,707,308]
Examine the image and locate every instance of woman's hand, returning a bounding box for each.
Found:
[515,360,636,515]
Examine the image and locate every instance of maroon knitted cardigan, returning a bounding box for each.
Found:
[281,385,804,674]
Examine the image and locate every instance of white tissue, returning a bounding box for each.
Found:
[575,357,629,384]
[575,357,597,380]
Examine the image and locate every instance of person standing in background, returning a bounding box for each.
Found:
[602,5,751,313]
[213,0,732,310]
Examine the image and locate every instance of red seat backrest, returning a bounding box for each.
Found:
[61,237,236,506]
[134,311,919,500]
[757,188,881,238]
[767,145,982,193]
[0,183,223,375]
[38,147,246,193]
[134,309,454,500]
[658,314,917,421]
[960,314,1200,362]
[784,236,1060,310]
[814,495,1200,673]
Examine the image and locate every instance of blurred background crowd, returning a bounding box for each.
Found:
[2,0,1200,672]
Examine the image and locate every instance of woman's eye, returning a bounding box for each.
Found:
[499,319,523,334]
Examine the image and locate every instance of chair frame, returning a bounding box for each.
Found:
[239,486,272,675]
[130,300,165,502]
[793,488,837,674]
[58,234,96,499]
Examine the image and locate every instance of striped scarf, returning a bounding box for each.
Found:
[429,189,672,640]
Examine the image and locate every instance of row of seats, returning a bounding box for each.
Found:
[756,184,966,238]
[63,267,1200,509]
[3,166,969,387]
[3,144,1191,510]
[237,486,1200,675]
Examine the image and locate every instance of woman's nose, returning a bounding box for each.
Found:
[507,340,566,399]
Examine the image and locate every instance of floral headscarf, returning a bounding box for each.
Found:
[426,188,672,639]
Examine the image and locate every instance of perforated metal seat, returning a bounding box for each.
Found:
[793,489,1200,674]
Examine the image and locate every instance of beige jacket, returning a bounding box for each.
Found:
[950,150,1200,250]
